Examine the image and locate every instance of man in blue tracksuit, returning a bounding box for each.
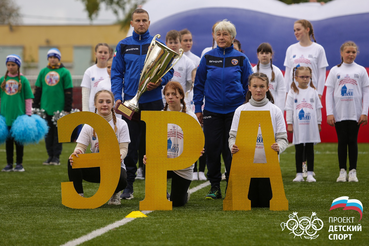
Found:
[194,20,253,199]
[111,8,173,200]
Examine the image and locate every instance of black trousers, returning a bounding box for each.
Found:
[67,160,127,194]
[203,110,233,188]
[167,171,191,207]
[122,99,163,187]
[6,126,24,164]
[335,120,360,170]
[295,143,314,172]
[45,115,62,158]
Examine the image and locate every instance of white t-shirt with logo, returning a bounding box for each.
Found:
[166,108,199,180]
[284,42,328,95]
[81,64,109,112]
[285,87,322,144]
[325,62,369,122]
[252,63,286,112]
[184,51,200,112]
[76,117,130,169]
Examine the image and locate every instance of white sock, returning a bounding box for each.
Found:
[307,171,314,176]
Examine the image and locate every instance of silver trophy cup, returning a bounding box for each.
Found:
[116,34,183,120]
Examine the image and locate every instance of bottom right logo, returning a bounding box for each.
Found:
[281,212,324,239]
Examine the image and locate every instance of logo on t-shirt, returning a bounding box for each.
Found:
[296,98,313,110]
[296,99,313,124]
[341,85,353,97]
[293,55,311,65]
[5,79,19,95]
[93,77,104,87]
[231,59,239,65]
[173,71,181,78]
[45,71,60,86]
[298,109,311,120]
[338,74,358,87]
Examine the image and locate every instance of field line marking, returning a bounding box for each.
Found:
[61,210,153,246]
[189,181,210,194]
[60,181,210,246]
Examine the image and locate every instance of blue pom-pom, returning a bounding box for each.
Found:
[0,115,8,144]
[10,115,39,145]
[31,114,49,140]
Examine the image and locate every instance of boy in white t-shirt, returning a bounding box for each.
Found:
[165,30,196,109]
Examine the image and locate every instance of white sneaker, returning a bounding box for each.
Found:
[293,173,304,182]
[198,172,207,180]
[336,169,347,182]
[302,162,307,177]
[108,191,122,205]
[192,172,198,181]
[136,167,144,180]
[348,169,358,182]
[306,175,316,182]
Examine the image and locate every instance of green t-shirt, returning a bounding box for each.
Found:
[0,75,34,126]
[35,66,73,115]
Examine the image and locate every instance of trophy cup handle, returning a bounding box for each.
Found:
[144,34,161,64]
[160,48,184,79]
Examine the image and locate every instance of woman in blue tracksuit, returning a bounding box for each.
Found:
[193,19,253,199]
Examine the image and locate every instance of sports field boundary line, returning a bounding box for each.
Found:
[60,181,211,246]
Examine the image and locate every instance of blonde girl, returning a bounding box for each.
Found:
[325,41,369,182]
[69,90,130,205]
[285,66,322,182]
[284,19,328,98]
[81,43,111,112]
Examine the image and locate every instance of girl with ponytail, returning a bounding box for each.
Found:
[229,72,287,207]
[285,66,322,183]
[325,41,369,183]
[68,90,130,205]
[143,81,200,207]
[81,43,111,112]
[253,43,285,112]
[284,19,328,98]
[231,72,287,155]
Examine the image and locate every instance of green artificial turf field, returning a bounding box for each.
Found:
[0,141,367,246]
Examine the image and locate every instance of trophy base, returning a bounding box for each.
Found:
[115,102,136,120]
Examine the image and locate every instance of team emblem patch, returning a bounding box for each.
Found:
[337,74,340,79]
[45,71,60,86]
[5,79,19,95]
[231,59,238,65]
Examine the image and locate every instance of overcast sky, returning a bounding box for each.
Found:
[14,0,119,25]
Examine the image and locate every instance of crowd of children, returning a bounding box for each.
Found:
[1,13,368,207]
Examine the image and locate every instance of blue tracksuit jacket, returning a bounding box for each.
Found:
[193,45,253,114]
[111,30,174,104]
